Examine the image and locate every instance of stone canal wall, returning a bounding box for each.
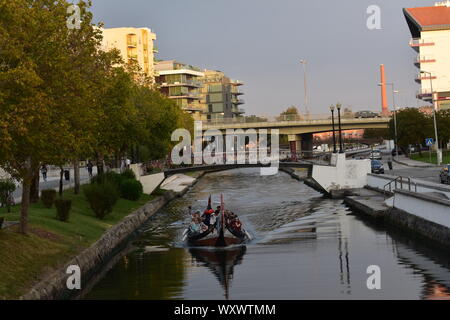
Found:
[21,172,205,300]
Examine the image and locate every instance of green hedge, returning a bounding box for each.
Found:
[54,198,72,222]
[119,179,143,201]
[83,183,119,219]
[41,189,57,208]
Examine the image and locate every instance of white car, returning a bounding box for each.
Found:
[370,149,382,160]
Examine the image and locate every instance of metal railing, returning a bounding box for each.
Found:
[383,176,417,198]
[202,114,390,126]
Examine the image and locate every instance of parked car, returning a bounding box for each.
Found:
[439,164,450,184]
[354,111,380,118]
[391,148,403,156]
[371,160,385,174]
[370,149,382,160]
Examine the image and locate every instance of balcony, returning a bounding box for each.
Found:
[159,80,202,88]
[231,90,244,96]
[230,79,244,86]
[232,108,245,114]
[169,93,201,100]
[231,98,245,105]
[415,73,437,83]
[416,89,433,101]
[414,55,436,67]
[409,38,434,52]
[128,54,138,61]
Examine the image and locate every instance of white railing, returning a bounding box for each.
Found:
[202,114,390,126]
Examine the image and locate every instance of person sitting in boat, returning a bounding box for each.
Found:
[189,216,207,234]
[202,208,215,226]
[229,217,243,232]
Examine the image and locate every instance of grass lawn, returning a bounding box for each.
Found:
[0,186,154,299]
[410,150,450,165]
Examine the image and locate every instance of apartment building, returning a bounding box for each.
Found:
[404,1,450,110]
[101,27,157,83]
[199,70,245,121]
[155,60,205,120]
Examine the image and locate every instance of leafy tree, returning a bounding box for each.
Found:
[277,106,302,121]
[390,108,432,154]
[0,0,106,233]
[436,109,450,149]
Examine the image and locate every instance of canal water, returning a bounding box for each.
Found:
[85,169,450,300]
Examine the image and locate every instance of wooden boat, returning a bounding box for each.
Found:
[183,195,251,247]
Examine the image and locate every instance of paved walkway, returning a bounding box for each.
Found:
[393,155,438,168]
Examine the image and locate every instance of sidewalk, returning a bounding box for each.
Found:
[393,155,438,168]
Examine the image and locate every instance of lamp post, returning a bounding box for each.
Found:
[421,71,441,165]
[300,60,309,119]
[330,105,337,153]
[336,103,344,153]
[379,82,399,160]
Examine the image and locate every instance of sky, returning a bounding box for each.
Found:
[89,0,433,117]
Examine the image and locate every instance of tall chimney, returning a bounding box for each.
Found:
[380,64,388,116]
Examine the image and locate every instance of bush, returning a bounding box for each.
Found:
[119,179,143,201]
[0,179,16,213]
[41,189,57,208]
[120,169,136,180]
[54,198,72,222]
[83,183,119,219]
[91,171,122,189]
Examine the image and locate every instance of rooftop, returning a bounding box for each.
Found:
[404,3,450,34]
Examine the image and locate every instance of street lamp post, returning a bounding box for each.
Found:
[379,82,399,160]
[330,105,337,153]
[421,71,441,166]
[336,104,344,153]
[300,60,309,119]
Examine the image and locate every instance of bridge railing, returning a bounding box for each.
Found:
[202,114,389,126]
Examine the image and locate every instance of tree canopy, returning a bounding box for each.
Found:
[0,0,193,234]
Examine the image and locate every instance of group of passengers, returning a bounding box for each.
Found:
[188,205,243,235]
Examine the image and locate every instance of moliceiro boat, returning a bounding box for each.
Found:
[183,195,251,247]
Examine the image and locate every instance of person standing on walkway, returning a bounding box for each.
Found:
[87,160,93,178]
[41,165,48,181]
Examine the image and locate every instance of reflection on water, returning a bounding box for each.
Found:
[189,247,246,300]
[85,169,450,300]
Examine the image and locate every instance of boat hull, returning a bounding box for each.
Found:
[187,227,247,247]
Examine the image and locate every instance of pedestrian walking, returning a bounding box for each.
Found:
[87,160,93,178]
[41,165,48,181]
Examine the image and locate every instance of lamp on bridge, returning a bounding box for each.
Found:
[329,105,337,153]
[336,103,344,153]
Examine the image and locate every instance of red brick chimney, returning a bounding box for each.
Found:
[380,64,388,116]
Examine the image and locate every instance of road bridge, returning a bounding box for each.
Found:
[202,117,390,158]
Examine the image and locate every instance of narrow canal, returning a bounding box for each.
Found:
[85,169,450,300]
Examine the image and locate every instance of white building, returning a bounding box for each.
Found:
[404,1,450,110]
[101,27,157,83]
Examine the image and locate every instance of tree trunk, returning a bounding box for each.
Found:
[73,160,80,194]
[20,159,33,235]
[97,155,104,175]
[30,167,40,203]
[59,166,64,196]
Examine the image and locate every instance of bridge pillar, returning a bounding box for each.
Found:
[301,133,313,159]
[288,134,302,160]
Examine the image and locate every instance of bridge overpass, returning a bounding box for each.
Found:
[202,117,390,157]
[163,161,314,177]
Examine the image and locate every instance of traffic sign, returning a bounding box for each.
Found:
[425,138,434,147]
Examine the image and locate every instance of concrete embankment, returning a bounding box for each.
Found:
[21,172,205,300]
[343,187,450,248]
